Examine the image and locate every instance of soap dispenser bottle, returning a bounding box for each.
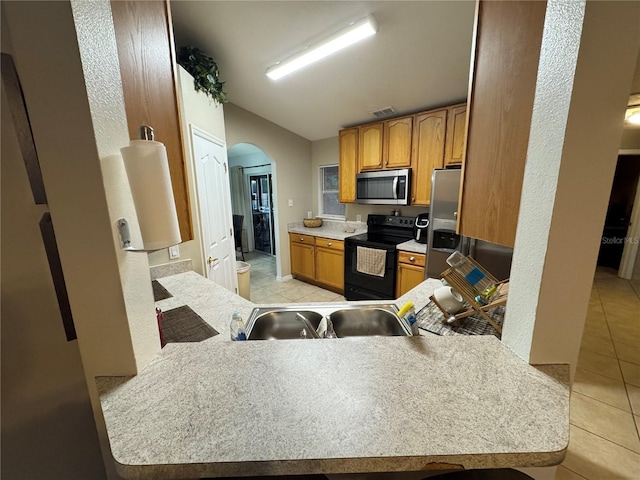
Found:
[230,311,247,341]
[398,301,419,336]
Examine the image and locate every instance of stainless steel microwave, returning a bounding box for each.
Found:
[355,169,411,205]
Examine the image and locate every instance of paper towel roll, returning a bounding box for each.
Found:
[121,139,181,251]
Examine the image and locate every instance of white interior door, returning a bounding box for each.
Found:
[191,126,238,293]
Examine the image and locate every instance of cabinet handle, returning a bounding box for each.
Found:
[409,256,416,262]
[453,211,458,219]
[300,237,304,241]
[328,242,332,246]
[412,197,415,202]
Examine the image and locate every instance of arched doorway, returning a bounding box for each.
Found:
[227,143,277,270]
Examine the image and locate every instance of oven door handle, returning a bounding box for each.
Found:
[392,177,399,200]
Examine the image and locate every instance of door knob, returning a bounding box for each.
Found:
[207,257,218,265]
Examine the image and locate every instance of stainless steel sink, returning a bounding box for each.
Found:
[329,307,409,337]
[246,304,410,340]
[246,309,322,340]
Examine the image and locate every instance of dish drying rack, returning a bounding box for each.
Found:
[430,256,509,334]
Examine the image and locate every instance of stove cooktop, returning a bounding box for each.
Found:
[347,232,410,247]
[346,214,417,248]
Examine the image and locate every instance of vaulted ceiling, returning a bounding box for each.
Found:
[170,1,477,141]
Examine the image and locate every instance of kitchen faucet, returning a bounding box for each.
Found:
[295,312,320,339]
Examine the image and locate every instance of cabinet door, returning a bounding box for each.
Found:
[444,104,467,166]
[410,109,447,205]
[458,1,546,247]
[358,123,384,171]
[111,0,193,241]
[338,128,358,203]
[395,262,426,298]
[290,241,315,281]
[315,247,344,292]
[398,251,426,268]
[384,116,413,169]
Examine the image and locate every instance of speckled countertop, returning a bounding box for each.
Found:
[397,239,428,254]
[97,272,569,480]
[287,220,366,241]
[287,221,428,255]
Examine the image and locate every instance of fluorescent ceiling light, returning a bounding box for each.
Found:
[266,15,377,80]
[626,110,640,126]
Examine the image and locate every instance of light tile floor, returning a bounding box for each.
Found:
[240,252,640,479]
[556,267,640,480]
[242,251,346,305]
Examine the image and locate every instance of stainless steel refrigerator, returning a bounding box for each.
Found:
[425,168,513,281]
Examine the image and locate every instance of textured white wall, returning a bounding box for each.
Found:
[71,0,161,374]
[503,0,640,372]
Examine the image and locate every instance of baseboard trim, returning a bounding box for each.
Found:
[277,274,293,282]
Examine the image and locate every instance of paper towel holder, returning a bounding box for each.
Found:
[117,125,182,252]
[117,217,151,252]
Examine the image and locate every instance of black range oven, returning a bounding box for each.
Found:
[344,214,416,301]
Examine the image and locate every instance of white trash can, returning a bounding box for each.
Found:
[236,261,251,300]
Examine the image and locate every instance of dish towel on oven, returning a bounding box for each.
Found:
[356,246,386,277]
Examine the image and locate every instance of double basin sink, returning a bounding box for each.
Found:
[245,304,411,340]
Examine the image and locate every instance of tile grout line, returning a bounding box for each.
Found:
[558,465,589,480]
[594,274,640,443]
[571,387,633,415]
[569,423,640,456]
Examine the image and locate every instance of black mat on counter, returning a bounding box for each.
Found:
[160,305,218,344]
[416,302,504,338]
[152,280,173,302]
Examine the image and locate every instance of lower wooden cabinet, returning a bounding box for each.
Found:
[290,234,315,281]
[289,234,344,293]
[396,251,426,298]
[315,238,344,292]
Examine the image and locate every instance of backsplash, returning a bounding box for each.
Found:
[288,219,364,233]
[150,259,193,280]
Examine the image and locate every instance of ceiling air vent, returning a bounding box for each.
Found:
[370,106,397,119]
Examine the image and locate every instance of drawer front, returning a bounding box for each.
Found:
[398,251,426,267]
[316,237,344,251]
[290,233,316,245]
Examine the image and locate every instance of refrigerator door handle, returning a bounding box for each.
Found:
[462,236,473,256]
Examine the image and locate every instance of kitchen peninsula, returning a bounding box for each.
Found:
[97,271,569,480]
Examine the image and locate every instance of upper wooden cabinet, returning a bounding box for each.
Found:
[338,128,358,203]
[458,1,546,247]
[358,123,384,171]
[411,109,447,205]
[444,103,467,166]
[111,0,193,241]
[383,116,413,169]
[359,117,413,172]
[338,102,466,206]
